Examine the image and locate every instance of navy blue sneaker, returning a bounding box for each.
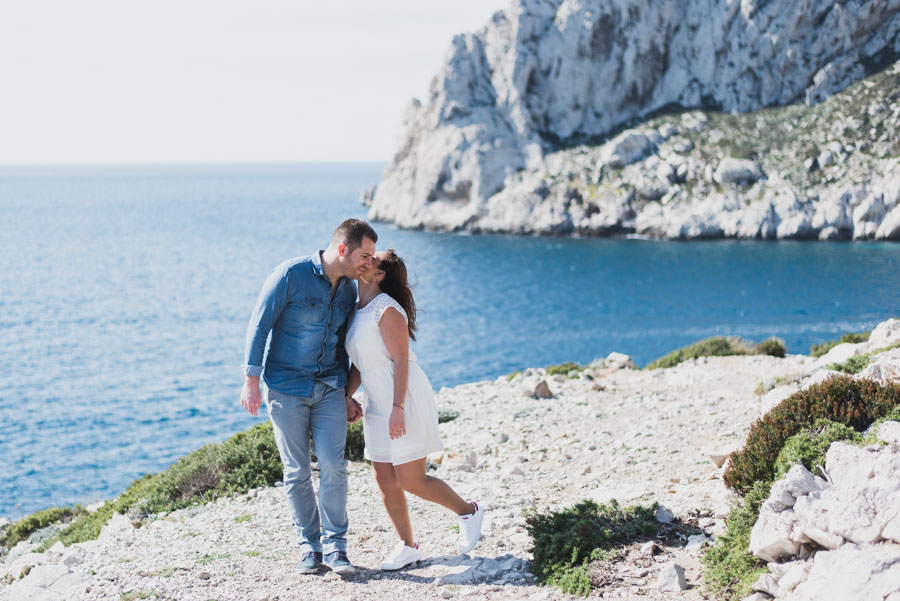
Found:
[324,550,355,575]
[296,551,322,574]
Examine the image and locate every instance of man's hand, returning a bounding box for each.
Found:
[241,376,262,416]
[345,395,363,423]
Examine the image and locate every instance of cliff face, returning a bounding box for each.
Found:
[366,0,900,239]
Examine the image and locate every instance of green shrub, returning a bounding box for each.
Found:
[827,353,871,374]
[841,331,871,344]
[546,362,582,376]
[437,409,459,423]
[702,481,770,601]
[809,330,871,357]
[723,376,900,495]
[646,337,752,369]
[755,338,786,358]
[773,419,860,480]
[40,422,283,550]
[345,421,365,462]
[526,499,657,595]
[0,506,85,549]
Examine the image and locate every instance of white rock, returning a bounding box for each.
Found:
[752,572,779,596]
[813,342,861,370]
[825,443,875,489]
[777,560,812,595]
[604,352,636,369]
[60,544,87,567]
[657,562,687,591]
[654,505,674,524]
[750,508,801,562]
[713,158,764,185]
[765,464,826,512]
[600,132,653,168]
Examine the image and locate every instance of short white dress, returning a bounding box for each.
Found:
[345,293,443,465]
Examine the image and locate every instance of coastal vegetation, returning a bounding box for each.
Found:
[645,336,786,369]
[704,377,900,600]
[525,499,658,596]
[809,330,871,357]
[4,422,285,553]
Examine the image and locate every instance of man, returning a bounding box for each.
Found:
[240,219,376,575]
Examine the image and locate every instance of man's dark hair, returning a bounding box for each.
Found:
[331,219,377,250]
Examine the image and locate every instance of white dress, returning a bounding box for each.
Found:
[345,293,444,464]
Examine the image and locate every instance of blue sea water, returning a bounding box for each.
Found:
[1,163,898,518]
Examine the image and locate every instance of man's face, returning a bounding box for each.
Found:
[342,236,376,279]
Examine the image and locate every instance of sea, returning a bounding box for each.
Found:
[1,163,898,518]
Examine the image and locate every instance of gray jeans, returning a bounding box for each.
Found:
[266,382,348,554]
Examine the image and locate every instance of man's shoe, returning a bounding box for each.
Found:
[380,540,422,571]
[456,501,485,554]
[295,551,322,574]
[324,550,355,575]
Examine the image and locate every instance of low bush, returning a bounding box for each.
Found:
[723,376,900,495]
[772,419,860,480]
[755,337,786,358]
[702,481,770,600]
[437,409,459,423]
[646,337,752,369]
[526,499,657,596]
[546,362,582,376]
[39,422,282,550]
[0,506,85,550]
[345,421,365,462]
[827,353,871,374]
[809,330,871,357]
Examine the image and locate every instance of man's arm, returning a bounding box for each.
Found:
[240,266,290,415]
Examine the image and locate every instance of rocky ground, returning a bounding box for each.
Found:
[4,318,899,601]
[2,351,820,601]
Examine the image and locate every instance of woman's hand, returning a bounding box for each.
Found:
[389,406,406,439]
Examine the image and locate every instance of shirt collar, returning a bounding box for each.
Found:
[311,250,327,279]
[312,250,351,291]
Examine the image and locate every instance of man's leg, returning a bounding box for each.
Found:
[310,382,349,555]
[267,389,321,554]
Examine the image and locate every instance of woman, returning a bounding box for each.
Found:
[344,249,484,571]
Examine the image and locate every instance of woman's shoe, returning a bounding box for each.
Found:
[380,540,422,570]
[456,501,485,554]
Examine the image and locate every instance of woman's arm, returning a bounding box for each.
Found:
[346,364,362,398]
[380,307,409,439]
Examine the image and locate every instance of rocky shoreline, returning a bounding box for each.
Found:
[3,319,898,601]
[363,0,900,240]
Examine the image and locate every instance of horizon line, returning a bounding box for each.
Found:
[0,160,390,169]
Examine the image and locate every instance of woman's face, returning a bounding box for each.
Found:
[360,251,389,283]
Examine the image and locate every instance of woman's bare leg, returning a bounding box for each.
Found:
[371,461,415,547]
[393,458,474,516]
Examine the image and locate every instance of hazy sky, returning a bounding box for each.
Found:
[0,1,508,165]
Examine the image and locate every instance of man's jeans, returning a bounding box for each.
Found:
[266,382,348,554]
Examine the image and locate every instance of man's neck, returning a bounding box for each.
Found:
[320,248,343,287]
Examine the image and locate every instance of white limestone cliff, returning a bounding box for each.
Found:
[366,0,900,239]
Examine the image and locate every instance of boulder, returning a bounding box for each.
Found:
[750,508,801,561]
[599,131,653,168]
[533,380,553,399]
[604,352,636,369]
[654,505,675,524]
[657,562,687,591]
[713,158,764,185]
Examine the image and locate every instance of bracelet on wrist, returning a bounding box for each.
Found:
[393,404,404,410]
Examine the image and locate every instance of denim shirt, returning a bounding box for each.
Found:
[242,251,357,397]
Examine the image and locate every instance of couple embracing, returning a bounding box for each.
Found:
[239,219,484,574]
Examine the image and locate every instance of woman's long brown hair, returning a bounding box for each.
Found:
[378,249,418,341]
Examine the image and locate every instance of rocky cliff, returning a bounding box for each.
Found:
[365,0,900,239]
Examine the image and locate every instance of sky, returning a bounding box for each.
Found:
[0,1,508,165]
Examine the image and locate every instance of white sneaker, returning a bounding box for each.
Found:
[456,501,485,554]
[380,540,422,571]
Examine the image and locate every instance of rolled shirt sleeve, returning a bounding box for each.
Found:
[242,264,291,377]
